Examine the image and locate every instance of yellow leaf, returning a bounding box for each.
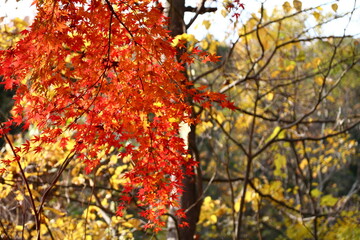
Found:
[123,155,131,163]
[311,188,322,198]
[326,95,335,102]
[293,0,302,11]
[234,201,240,212]
[172,33,196,46]
[208,41,218,55]
[274,154,287,178]
[315,76,324,86]
[15,225,23,231]
[271,70,280,78]
[15,190,24,201]
[304,62,312,69]
[153,102,162,107]
[25,221,35,230]
[109,154,118,164]
[29,189,41,198]
[210,214,218,224]
[200,40,209,50]
[299,159,308,170]
[266,92,274,101]
[313,57,321,67]
[285,64,295,72]
[44,206,66,216]
[128,218,141,228]
[283,1,292,13]
[313,11,321,21]
[245,190,253,202]
[331,3,338,12]
[67,139,76,150]
[0,184,12,198]
[168,117,178,123]
[320,194,338,207]
[202,20,211,30]
[184,33,196,42]
[266,126,284,142]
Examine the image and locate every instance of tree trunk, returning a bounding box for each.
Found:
[166,1,203,239]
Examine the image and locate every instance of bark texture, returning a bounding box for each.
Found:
[166,1,203,239]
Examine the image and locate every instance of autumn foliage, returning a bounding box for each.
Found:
[3,0,360,239]
[0,0,226,229]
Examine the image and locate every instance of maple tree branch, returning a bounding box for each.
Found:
[37,151,75,217]
[107,13,113,61]
[163,213,180,240]
[193,27,240,84]
[184,166,216,214]
[1,131,40,235]
[104,0,135,40]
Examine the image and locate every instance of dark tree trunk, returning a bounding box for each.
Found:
[167,1,203,239]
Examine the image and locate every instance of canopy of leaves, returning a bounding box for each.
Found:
[0,0,229,232]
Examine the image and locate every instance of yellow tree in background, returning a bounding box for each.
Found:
[193,1,360,239]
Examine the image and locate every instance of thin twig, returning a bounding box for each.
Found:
[2,131,40,236]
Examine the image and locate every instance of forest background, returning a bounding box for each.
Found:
[0,0,360,239]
